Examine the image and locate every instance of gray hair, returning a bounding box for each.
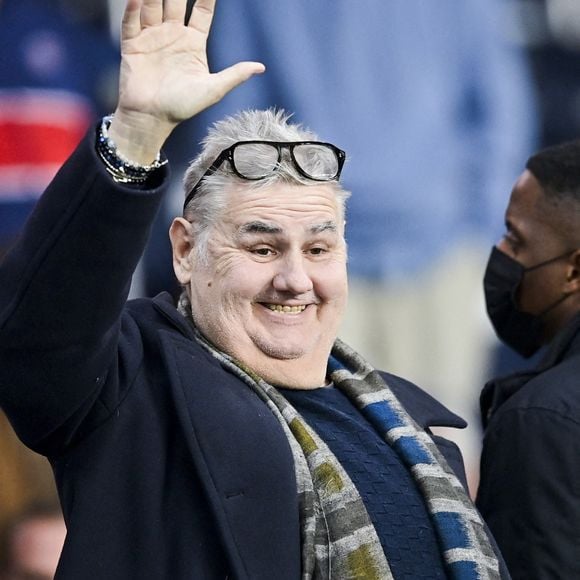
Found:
[182,109,350,262]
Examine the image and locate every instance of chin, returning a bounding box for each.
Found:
[258,343,307,360]
[251,336,310,360]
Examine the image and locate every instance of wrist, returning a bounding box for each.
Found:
[107,109,176,165]
[96,115,168,184]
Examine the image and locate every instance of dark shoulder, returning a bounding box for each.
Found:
[120,293,196,350]
[494,353,580,423]
[124,292,187,332]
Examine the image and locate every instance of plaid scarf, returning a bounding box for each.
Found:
[186,316,501,579]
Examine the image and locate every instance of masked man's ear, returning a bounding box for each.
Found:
[564,249,580,293]
[169,217,194,284]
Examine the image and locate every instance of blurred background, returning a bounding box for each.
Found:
[2,0,580,575]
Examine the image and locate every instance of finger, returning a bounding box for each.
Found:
[163,0,187,23]
[122,0,142,40]
[187,0,216,35]
[207,62,266,103]
[141,0,163,28]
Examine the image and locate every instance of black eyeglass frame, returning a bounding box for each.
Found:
[183,140,346,209]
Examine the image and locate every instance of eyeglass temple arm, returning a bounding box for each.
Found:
[183,149,231,209]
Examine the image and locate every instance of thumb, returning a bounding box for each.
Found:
[207,61,266,104]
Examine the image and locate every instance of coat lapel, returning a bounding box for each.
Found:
[158,329,302,580]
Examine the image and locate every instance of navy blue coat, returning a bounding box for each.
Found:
[477,314,580,579]
[0,133,471,579]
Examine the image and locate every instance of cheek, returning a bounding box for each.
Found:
[212,250,243,277]
[212,258,270,304]
[314,261,348,300]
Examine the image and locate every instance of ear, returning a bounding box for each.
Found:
[169,217,194,285]
[563,249,580,294]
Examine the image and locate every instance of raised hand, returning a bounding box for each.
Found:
[109,0,265,164]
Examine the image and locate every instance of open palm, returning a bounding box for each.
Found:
[111,0,264,159]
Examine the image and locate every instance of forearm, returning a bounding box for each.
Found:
[0,128,168,447]
[0,128,167,344]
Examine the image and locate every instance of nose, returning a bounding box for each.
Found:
[272,253,314,295]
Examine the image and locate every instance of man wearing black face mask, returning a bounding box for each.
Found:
[476,140,580,579]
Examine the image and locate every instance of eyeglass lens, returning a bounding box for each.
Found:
[232,142,340,180]
[232,143,278,179]
[293,144,339,179]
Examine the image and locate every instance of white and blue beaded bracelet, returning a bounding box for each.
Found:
[96,115,167,183]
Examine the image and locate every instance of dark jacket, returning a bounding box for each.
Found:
[0,133,471,579]
[477,314,580,579]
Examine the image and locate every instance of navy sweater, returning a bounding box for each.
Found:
[281,385,447,579]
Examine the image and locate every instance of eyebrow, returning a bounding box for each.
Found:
[237,220,337,236]
[238,221,282,235]
[310,221,337,234]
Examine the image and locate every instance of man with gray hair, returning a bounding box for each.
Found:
[0,0,507,578]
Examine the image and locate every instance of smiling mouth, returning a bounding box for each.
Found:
[263,304,308,313]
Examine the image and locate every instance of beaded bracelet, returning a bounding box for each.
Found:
[96,115,167,184]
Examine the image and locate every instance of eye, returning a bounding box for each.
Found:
[305,245,329,257]
[251,246,276,257]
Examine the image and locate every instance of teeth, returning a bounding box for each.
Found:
[265,304,307,313]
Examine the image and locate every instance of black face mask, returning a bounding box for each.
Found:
[483,247,572,358]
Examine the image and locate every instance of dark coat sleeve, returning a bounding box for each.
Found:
[477,405,580,579]
[0,130,168,454]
